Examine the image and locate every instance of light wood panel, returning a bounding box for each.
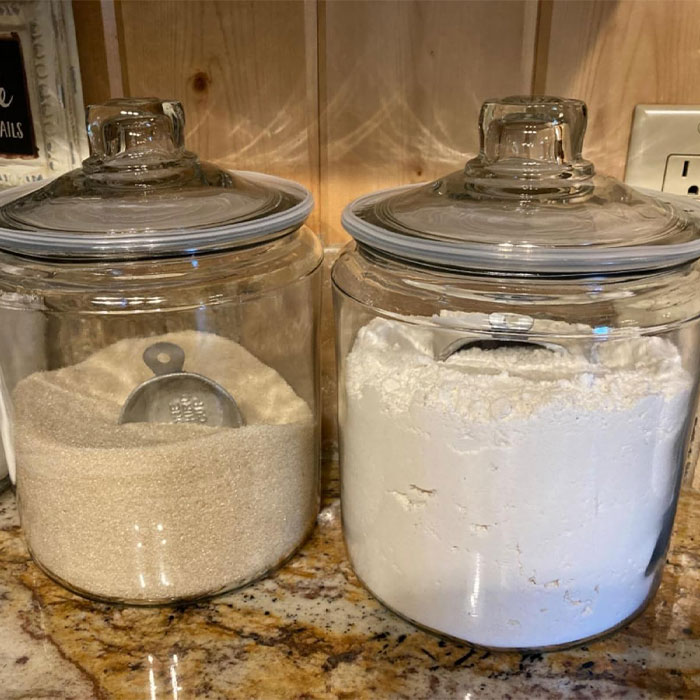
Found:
[74,0,541,243]
[318,0,539,243]
[71,0,113,106]
[543,0,700,180]
[70,0,700,236]
[115,0,320,231]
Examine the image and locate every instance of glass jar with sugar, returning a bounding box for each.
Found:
[333,96,700,650]
[0,98,322,604]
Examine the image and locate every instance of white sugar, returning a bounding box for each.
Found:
[14,330,316,603]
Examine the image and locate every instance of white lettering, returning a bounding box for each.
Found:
[0,87,13,109]
[0,120,24,139]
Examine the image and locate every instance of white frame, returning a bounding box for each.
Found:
[0,0,88,187]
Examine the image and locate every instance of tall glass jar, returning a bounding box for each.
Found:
[333,96,700,650]
[0,98,323,604]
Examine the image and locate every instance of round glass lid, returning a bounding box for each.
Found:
[0,98,313,259]
[343,96,700,273]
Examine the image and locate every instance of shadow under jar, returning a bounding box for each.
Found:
[332,96,700,651]
[0,98,323,604]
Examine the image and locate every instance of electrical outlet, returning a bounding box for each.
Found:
[663,155,700,195]
[625,105,700,193]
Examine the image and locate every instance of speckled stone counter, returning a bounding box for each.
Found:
[1,463,700,700]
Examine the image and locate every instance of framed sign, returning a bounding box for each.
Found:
[0,32,37,158]
[0,1,87,188]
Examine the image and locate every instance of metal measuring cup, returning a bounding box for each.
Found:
[433,313,566,361]
[119,341,245,428]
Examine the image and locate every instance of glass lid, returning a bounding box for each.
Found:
[343,96,700,274]
[0,98,313,259]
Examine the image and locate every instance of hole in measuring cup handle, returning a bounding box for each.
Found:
[143,342,186,376]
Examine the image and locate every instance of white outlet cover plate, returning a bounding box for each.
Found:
[625,105,700,190]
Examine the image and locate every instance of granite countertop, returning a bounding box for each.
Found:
[1,463,700,700]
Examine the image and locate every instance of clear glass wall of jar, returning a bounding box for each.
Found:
[0,98,323,604]
[334,246,700,650]
[333,96,700,651]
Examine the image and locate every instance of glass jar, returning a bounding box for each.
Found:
[333,96,700,650]
[0,98,323,604]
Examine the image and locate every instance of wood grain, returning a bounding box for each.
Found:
[544,0,700,180]
[115,0,320,231]
[318,0,539,243]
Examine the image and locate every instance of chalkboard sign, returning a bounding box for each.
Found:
[0,32,37,159]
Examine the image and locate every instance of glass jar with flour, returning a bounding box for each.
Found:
[333,96,700,650]
[0,98,322,604]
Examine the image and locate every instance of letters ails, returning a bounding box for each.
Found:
[0,85,23,140]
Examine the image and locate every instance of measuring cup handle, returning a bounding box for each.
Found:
[143,342,186,376]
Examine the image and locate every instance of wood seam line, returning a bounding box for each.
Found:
[101,0,126,97]
[316,0,329,244]
[304,0,322,238]
[531,0,554,96]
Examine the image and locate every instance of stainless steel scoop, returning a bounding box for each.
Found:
[433,312,566,361]
[435,338,560,361]
[119,342,244,428]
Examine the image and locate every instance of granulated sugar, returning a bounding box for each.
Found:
[342,316,693,649]
[14,330,316,603]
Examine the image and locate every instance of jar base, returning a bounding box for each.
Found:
[25,514,319,607]
[351,567,663,653]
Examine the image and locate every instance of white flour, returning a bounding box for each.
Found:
[14,330,316,603]
[342,316,693,649]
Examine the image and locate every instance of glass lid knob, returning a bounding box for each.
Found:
[85,97,187,170]
[468,95,595,180]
